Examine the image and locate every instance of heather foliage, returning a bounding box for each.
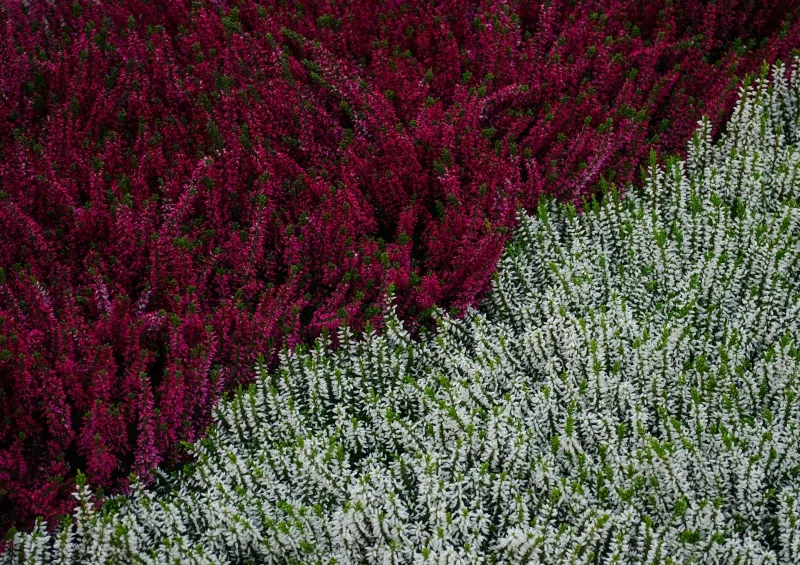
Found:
[1,0,799,532]
[5,60,800,564]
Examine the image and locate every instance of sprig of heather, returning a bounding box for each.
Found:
[1,0,799,534]
[4,57,800,565]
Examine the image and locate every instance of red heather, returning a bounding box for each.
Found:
[0,0,798,534]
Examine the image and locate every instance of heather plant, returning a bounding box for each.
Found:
[2,0,800,534]
[5,59,800,564]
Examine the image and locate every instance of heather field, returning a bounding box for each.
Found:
[1,1,800,562]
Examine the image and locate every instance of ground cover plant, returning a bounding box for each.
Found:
[5,58,800,564]
[2,0,800,535]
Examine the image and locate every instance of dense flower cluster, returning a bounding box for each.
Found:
[1,0,799,533]
[5,59,800,564]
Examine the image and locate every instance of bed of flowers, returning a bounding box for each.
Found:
[2,0,800,558]
[4,58,800,564]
